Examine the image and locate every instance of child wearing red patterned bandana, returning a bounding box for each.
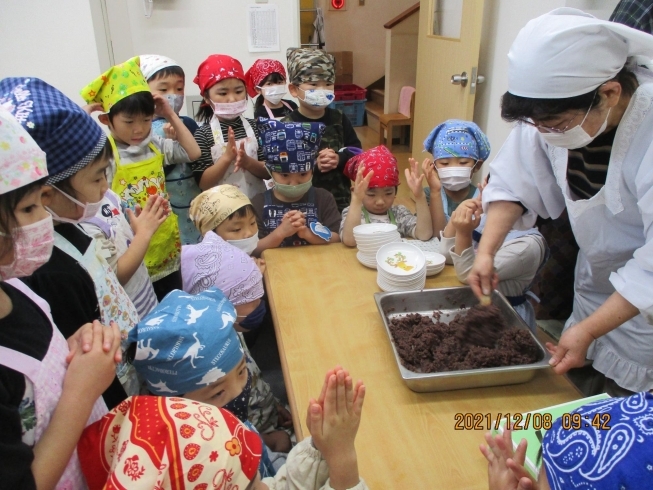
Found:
[340,145,433,246]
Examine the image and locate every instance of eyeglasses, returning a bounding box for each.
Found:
[518,110,584,134]
[518,90,598,134]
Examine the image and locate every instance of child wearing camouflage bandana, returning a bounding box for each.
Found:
[283,48,362,213]
[251,119,341,252]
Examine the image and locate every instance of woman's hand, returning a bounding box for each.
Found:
[546,323,595,374]
[468,252,499,298]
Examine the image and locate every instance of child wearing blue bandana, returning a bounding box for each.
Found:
[128,288,282,475]
[481,391,653,490]
[422,120,547,331]
[251,119,341,253]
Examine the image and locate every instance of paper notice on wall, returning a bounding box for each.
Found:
[247,4,280,52]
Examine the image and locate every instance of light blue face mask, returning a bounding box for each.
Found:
[273,179,312,199]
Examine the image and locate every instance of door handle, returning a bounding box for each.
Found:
[451,72,468,87]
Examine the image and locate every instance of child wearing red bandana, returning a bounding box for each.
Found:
[340,145,433,246]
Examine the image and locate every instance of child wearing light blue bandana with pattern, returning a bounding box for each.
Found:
[422,120,547,331]
[127,288,279,476]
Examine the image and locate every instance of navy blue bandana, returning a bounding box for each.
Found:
[543,392,653,489]
[258,118,325,173]
[0,77,106,184]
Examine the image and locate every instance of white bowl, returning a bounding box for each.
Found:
[423,252,446,268]
[356,251,377,269]
[354,223,398,236]
[377,273,426,292]
[376,242,426,277]
[426,264,445,277]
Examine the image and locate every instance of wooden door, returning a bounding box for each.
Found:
[413,0,486,155]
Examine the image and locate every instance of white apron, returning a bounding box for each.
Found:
[484,80,653,392]
[54,229,141,396]
[0,279,107,489]
[210,116,265,199]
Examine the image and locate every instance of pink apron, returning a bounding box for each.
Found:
[0,279,108,489]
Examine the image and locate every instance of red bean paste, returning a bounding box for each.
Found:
[388,305,541,373]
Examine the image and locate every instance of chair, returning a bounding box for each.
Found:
[379,86,415,151]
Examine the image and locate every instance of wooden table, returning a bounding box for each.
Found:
[263,243,580,489]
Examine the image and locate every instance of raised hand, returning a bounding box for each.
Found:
[351,164,374,203]
[420,157,441,192]
[163,122,177,140]
[221,126,238,163]
[405,158,426,199]
[125,194,168,239]
[480,429,539,490]
[450,199,482,234]
[306,367,365,490]
[152,93,174,119]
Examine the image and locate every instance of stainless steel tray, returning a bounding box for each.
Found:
[374,286,551,392]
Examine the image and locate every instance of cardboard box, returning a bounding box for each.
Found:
[329,51,353,76]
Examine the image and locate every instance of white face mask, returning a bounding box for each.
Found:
[539,108,611,150]
[212,99,248,120]
[437,167,473,191]
[46,186,103,224]
[299,89,335,108]
[164,94,184,114]
[260,85,287,105]
[227,233,259,256]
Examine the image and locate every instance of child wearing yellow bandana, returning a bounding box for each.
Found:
[81,56,201,300]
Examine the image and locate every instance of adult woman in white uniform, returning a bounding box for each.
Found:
[469,8,653,395]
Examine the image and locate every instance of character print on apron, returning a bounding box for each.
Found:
[210,116,266,199]
[262,187,318,247]
[54,230,141,396]
[0,279,108,490]
[108,136,181,282]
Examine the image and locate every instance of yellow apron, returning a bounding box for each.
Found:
[108,136,180,282]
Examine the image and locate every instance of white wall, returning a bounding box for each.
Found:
[322,0,417,88]
[0,0,105,105]
[105,0,300,100]
[385,13,419,113]
[473,0,619,174]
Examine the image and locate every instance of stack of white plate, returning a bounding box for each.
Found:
[354,223,401,269]
[424,252,446,276]
[375,242,427,292]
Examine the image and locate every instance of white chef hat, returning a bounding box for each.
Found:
[508,8,653,99]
